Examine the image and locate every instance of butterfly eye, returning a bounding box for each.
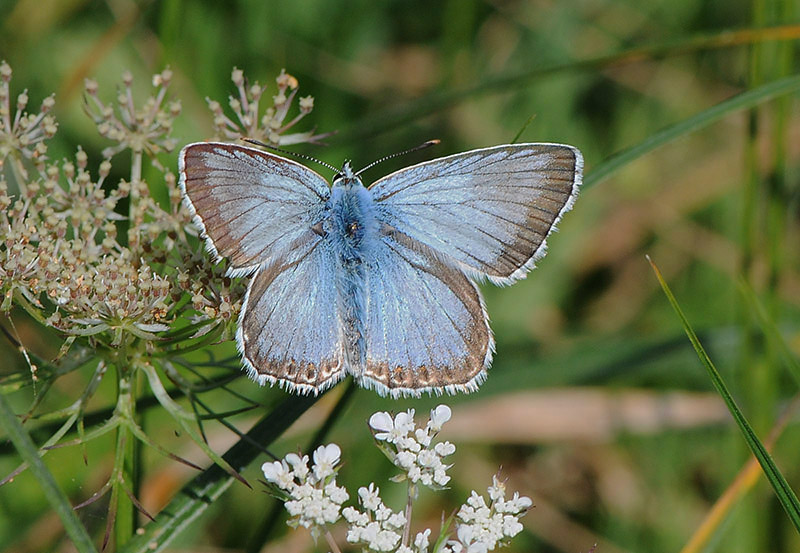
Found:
[348,221,359,236]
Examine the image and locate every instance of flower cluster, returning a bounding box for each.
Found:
[448,476,533,552]
[262,444,349,532]
[369,404,455,489]
[0,63,322,342]
[264,406,533,553]
[0,61,57,176]
[84,67,180,163]
[0,148,173,339]
[343,484,409,551]
[206,67,331,146]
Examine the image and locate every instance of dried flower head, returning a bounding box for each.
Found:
[0,60,57,182]
[206,67,331,145]
[83,67,180,164]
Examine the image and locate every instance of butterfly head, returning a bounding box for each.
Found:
[332,161,364,189]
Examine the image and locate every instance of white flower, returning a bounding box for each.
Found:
[343,506,368,525]
[369,411,395,439]
[312,443,341,480]
[386,510,407,528]
[488,475,505,501]
[264,405,531,553]
[358,483,381,510]
[284,453,309,479]
[435,441,456,456]
[428,404,452,432]
[508,492,533,511]
[346,481,408,552]
[434,468,451,486]
[375,504,392,521]
[502,515,523,537]
[374,528,401,551]
[394,410,416,433]
[451,477,531,552]
[415,528,432,551]
[369,409,415,443]
[465,491,486,511]
[417,449,437,468]
[325,481,348,504]
[415,427,432,447]
[395,450,416,470]
[261,460,294,490]
[398,435,422,453]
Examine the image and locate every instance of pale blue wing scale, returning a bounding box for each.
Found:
[179,142,330,276]
[237,234,345,394]
[369,143,582,285]
[358,229,493,398]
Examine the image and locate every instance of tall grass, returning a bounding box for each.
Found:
[1,1,799,552]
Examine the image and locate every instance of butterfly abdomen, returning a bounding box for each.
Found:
[327,180,378,375]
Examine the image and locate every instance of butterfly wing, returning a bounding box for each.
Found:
[237,237,345,394]
[180,142,342,393]
[179,142,330,276]
[369,143,582,285]
[359,228,492,398]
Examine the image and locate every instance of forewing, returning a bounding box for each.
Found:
[237,237,345,394]
[360,230,493,398]
[370,143,582,284]
[179,142,330,275]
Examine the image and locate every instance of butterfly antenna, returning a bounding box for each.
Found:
[243,138,339,173]
[355,139,440,177]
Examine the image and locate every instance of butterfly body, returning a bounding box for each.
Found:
[179,141,582,397]
[324,164,378,374]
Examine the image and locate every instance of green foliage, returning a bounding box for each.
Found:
[1,1,799,552]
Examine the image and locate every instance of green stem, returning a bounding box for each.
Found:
[402,483,415,548]
[114,371,137,548]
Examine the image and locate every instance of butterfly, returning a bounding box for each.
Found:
[178,141,582,398]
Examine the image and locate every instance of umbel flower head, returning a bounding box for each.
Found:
[369,404,455,489]
[206,67,332,146]
[0,61,57,179]
[262,444,349,532]
[263,405,533,553]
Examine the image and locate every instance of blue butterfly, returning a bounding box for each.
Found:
[179,142,582,398]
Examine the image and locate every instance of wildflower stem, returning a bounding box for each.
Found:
[130,149,143,250]
[402,483,415,547]
[113,372,137,547]
[11,289,51,327]
[7,153,29,192]
[323,529,342,553]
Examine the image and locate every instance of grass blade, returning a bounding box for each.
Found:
[647,256,800,532]
[585,74,800,189]
[335,24,800,144]
[0,393,98,553]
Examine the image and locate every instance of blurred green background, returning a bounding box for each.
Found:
[1,0,800,552]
